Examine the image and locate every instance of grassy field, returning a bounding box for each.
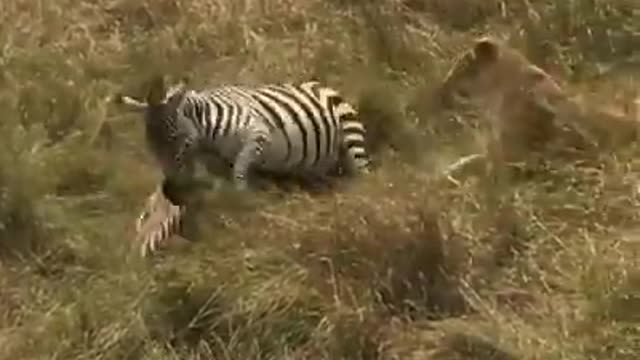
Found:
[1,0,639,359]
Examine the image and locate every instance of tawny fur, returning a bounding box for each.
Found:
[440,36,639,162]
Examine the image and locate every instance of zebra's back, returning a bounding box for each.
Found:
[117,75,371,257]
[192,81,368,178]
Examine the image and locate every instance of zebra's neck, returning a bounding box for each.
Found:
[179,90,251,160]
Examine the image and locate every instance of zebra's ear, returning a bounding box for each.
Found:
[146,74,167,106]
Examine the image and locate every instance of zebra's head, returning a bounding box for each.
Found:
[115,75,191,172]
[144,75,189,146]
[145,75,189,110]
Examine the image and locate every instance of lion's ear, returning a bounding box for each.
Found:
[146,74,167,106]
[473,37,500,64]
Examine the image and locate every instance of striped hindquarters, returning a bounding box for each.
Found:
[158,80,371,180]
[238,81,371,174]
[300,82,370,173]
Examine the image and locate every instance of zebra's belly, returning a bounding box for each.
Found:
[201,133,341,177]
[257,135,340,176]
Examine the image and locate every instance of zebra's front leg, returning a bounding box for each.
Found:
[233,134,269,191]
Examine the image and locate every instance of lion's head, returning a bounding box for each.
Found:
[438,37,574,157]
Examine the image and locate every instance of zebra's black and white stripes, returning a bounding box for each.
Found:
[117,76,371,204]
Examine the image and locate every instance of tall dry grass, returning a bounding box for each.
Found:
[0,0,638,359]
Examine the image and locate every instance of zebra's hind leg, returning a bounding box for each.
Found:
[338,143,372,178]
[339,122,372,177]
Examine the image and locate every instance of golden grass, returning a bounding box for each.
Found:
[0,0,638,359]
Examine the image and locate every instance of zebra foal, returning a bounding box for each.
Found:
[117,75,371,203]
[116,75,373,255]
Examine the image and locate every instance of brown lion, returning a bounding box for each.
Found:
[438,36,639,164]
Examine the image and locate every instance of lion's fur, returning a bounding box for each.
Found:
[439,36,639,162]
